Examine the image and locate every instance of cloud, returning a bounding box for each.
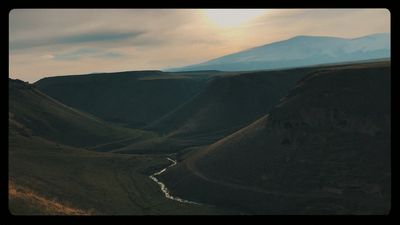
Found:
[42,54,55,59]
[52,48,124,61]
[100,52,123,59]
[9,9,390,83]
[10,31,144,51]
[58,31,143,44]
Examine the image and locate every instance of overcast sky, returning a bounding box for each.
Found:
[9,9,390,82]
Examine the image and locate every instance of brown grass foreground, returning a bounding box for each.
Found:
[9,181,94,215]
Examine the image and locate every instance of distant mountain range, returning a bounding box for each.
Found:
[168,33,390,72]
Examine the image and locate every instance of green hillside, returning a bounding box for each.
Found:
[9,60,391,215]
[112,69,313,154]
[9,79,155,148]
[160,61,391,214]
[34,68,313,154]
[34,71,211,128]
[148,69,312,136]
[9,133,222,215]
[9,78,228,214]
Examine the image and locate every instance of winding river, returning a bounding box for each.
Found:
[149,157,201,205]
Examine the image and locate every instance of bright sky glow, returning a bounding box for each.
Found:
[9,9,390,82]
[202,9,268,27]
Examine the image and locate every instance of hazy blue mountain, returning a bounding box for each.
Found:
[168,33,390,72]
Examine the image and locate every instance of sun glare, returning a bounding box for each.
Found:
[203,9,267,28]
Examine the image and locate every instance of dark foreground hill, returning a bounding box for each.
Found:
[9,133,222,215]
[9,79,154,148]
[9,79,228,215]
[160,61,391,214]
[34,71,214,128]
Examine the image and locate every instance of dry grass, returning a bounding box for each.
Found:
[9,181,94,215]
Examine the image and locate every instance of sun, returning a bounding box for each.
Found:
[203,9,267,28]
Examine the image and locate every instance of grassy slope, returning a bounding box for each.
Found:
[9,133,223,215]
[34,71,210,128]
[9,79,225,215]
[34,69,309,154]
[160,61,391,214]
[9,181,93,215]
[9,79,155,149]
[148,69,310,135]
[114,69,312,154]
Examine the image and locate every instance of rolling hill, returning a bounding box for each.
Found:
[159,60,391,214]
[9,60,391,215]
[34,70,215,128]
[9,133,222,215]
[33,68,311,154]
[112,68,312,154]
[9,78,155,148]
[169,33,390,72]
[9,79,228,215]
[147,69,309,136]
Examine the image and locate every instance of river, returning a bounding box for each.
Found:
[149,157,202,205]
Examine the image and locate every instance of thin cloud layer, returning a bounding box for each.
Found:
[10,31,145,50]
[9,9,390,82]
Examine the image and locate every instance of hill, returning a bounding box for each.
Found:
[169,33,390,72]
[33,68,312,154]
[159,61,391,214]
[9,133,222,215]
[9,78,154,148]
[112,68,312,154]
[9,77,226,214]
[34,70,215,128]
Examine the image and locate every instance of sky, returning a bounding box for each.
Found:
[9,9,390,82]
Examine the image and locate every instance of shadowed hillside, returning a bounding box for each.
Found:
[34,68,313,154]
[160,61,391,214]
[113,62,387,154]
[8,134,222,215]
[148,68,315,136]
[9,79,226,215]
[113,69,312,154]
[9,79,155,148]
[34,71,214,128]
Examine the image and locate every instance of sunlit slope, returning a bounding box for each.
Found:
[161,61,391,214]
[8,134,222,215]
[9,181,93,215]
[9,79,154,148]
[35,71,210,128]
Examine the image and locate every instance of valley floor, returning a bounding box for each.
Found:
[8,134,225,215]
